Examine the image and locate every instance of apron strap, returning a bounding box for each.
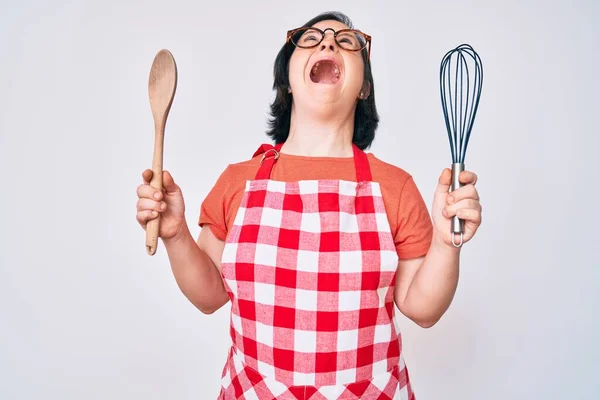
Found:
[253,142,372,182]
[254,143,284,180]
[353,144,372,182]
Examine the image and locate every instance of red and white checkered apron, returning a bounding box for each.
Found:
[217,143,415,400]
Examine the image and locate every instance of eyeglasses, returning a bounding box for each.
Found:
[286,27,372,61]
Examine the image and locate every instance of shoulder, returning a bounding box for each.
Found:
[215,155,261,183]
[365,152,428,220]
[366,153,414,190]
[200,154,261,235]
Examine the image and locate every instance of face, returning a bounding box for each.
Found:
[288,20,367,113]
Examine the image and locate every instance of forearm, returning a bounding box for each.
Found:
[163,223,229,314]
[403,234,461,327]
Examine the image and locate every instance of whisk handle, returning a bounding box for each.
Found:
[450,163,465,247]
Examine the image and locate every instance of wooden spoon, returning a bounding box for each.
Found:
[146,49,177,255]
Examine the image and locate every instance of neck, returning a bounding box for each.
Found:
[282,105,355,157]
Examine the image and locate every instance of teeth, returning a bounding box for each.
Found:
[310,61,341,79]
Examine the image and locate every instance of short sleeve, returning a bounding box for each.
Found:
[395,176,433,259]
[198,166,232,241]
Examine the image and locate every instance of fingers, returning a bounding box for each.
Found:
[142,169,153,185]
[443,198,482,218]
[136,175,167,229]
[459,170,478,185]
[137,182,163,201]
[438,168,477,195]
[142,169,179,194]
[162,170,179,194]
[137,197,167,213]
[136,209,159,229]
[136,197,167,228]
[435,168,453,194]
[451,208,482,224]
[138,168,167,200]
[137,169,175,230]
[447,184,479,203]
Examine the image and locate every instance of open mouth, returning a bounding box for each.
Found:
[309,60,341,84]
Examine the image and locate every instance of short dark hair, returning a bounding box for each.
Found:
[266,11,379,150]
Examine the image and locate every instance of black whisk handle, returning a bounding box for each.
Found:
[450,163,465,247]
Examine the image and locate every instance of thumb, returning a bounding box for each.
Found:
[162,170,180,194]
[435,168,452,195]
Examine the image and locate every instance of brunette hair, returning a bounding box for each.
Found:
[266,11,379,150]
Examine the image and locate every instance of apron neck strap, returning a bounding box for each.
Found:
[253,142,372,182]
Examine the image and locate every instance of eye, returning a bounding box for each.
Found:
[298,29,322,45]
[337,34,358,47]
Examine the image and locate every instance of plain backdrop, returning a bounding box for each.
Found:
[1,0,598,399]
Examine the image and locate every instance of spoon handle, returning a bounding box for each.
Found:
[146,123,165,255]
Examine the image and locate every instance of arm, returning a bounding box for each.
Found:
[394,168,481,328]
[394,236,460,328]
[163,223,229,315]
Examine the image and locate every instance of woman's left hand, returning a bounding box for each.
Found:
[431,168,482,248]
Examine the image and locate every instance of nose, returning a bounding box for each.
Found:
[319,29,338,53]
[319,42,336,53]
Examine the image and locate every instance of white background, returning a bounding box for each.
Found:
[1,0,598,399]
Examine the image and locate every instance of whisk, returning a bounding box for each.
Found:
[439,44,483,247]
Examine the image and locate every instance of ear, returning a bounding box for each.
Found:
[287,85,292,94]
[358,81,371,100]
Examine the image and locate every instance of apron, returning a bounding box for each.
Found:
[217,143,415,400]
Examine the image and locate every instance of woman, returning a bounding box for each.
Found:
[136,11,482,400]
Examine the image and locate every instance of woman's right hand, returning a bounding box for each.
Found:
[136,169,187,243]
